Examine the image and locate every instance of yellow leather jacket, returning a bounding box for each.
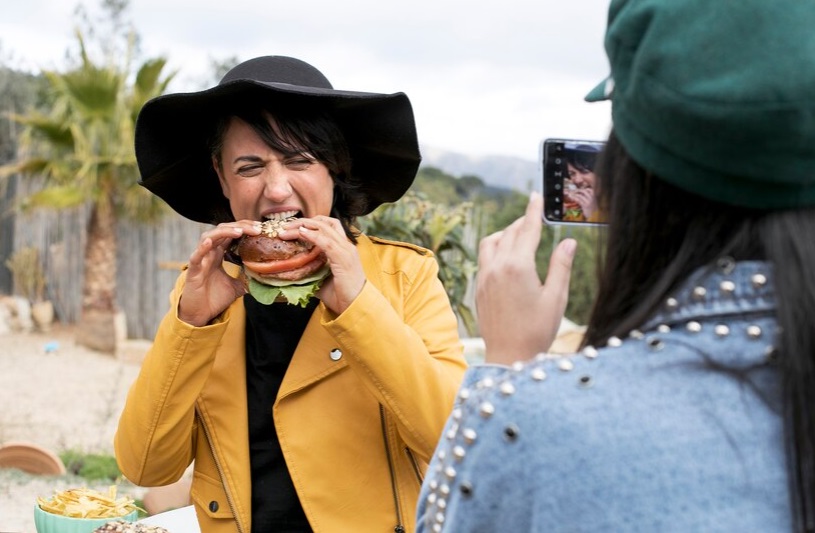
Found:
[115,235,467,533]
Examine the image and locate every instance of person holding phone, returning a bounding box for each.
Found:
[417,0,815,530]
[114,55,467,533]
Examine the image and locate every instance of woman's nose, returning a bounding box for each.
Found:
[263,168,293,201]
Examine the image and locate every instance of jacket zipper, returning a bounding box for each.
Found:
[197,407,246,533]
[380,404,406,533]
[405,447,423,485]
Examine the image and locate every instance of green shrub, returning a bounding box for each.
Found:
[60,449,122,482]
[360,192,478,335]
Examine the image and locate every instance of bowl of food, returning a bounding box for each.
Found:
[34,487,141,533]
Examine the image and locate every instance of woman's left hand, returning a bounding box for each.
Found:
[279,216,366,315]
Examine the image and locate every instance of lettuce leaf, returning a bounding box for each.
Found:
[247,276,325,308]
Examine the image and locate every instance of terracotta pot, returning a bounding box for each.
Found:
[31,300,55,333]
[0,441,65,475]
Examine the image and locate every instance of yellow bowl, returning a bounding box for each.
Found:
[33,504,139,533]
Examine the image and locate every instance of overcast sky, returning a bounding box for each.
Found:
[0,0,613,162]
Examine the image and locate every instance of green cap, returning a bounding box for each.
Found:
[586,0,815,209]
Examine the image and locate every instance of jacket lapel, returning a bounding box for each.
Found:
[277,311,347,399]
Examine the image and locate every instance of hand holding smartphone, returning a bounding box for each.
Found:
[540,138,607,226]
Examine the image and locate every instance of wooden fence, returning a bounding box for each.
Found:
[0,175,208,340]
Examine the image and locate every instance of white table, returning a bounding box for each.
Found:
[138,505,201,533]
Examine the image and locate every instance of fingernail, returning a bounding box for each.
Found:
[562,238,577,257]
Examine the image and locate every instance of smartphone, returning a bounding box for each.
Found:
[540,138,607,226]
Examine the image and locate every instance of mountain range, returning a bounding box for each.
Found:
[419,145,539,193]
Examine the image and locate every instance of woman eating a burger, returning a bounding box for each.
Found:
[114,55,467,533]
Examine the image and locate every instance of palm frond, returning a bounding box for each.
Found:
[61,66,122,118]
[0,158,49,179]
[130,57,176,122]
[20,185,89,211]
[134,58,167,95]
[120,183,170,222]
[7,112,74,148]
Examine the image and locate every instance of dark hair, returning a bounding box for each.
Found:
[208,100,365,241]
[565,145,600,173]
[585,130,815,531]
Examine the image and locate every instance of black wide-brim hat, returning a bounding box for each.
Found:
[135,55,422,224]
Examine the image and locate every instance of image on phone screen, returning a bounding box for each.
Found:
[541,138,607,226]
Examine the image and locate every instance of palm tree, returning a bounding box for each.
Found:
[0,31,174,352]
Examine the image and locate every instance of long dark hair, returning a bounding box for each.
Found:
[584,131,815,531]
[208,100,365,241]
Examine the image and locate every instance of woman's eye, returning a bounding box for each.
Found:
[287,158,313,170]
[237,165,263,176]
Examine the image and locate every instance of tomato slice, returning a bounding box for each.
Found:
[242,246,323,275]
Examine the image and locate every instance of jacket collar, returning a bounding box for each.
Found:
[643,259,776,331]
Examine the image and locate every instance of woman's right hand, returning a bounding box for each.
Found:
[475,192,577,365]
[177,221,261,327]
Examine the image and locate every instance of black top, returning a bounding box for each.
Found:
[245,295,318,533]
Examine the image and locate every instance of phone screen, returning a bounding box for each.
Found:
[541,138,607,226]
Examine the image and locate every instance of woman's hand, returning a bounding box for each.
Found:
[571,187,597,219]
[178,221,261,327]
[279,216,366,315]
[475,192,577,365]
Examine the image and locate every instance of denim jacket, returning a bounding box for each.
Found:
[417,260,791,532]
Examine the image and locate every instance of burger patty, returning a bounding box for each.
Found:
[235,231,328,283]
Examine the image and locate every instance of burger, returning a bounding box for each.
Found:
[231,213,330,307]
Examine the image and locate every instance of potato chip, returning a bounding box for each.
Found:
[36,486,143,518]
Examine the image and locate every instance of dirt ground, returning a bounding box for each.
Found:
[0,324,148,533]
